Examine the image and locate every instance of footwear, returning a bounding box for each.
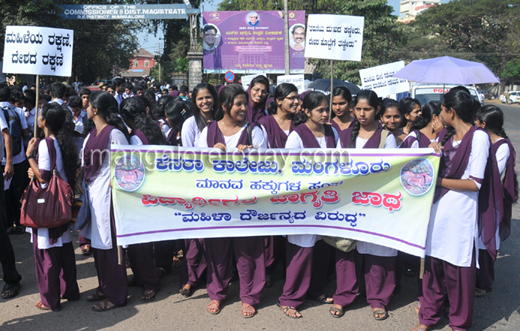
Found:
[7,226,24,234]
[141,290,156,302]
[172,256,182,268]
[475,288,491,297]
[207,300,222,315]
[180,284,193,297]
[308,294,333,304]
[277,300,302,319]
[127,277,139,287]
[86,290,107,302]
[411,324,430,331]
[415,302,421,314]
[157,267,166,279]
[373,308,389,321]
[92,299,116,312]
[241,303,256,318]
[264,274,272,288]
[2,282,20,299]
[80,245,91,255]
[35,300,61,312]
[329,305,344,318]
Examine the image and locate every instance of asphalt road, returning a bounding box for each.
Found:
[1,100,520,331]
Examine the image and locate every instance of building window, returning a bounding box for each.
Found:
[144,59,149,67]
[133,59,138,67]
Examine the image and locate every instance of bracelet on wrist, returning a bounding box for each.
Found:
[26,155,35,160]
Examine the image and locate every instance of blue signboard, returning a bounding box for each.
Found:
[59,4,190,20]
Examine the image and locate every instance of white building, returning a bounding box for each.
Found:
[399,0,441,23]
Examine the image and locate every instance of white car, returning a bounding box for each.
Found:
[506,91,520,104]
[500,93,507,103]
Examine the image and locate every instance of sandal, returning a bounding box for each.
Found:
[172,256,182,268]
[36,300,60,312]
[308,294,333,304]
[92,299,116,312]
[241,303,256,318]
[207,300,222,315]
[180,284,193,297]
[373,308,389,321]
[81,245,91,255]
[329,305,344,318]
[2,282,20,299]
[475,288,491,297]
[411,324,430,331]
[7,226,24,234]
[86,290,107,302]
[127,277,139,287]
[277,300,302,319]
[141,290,157,302]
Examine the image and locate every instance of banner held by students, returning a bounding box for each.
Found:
[277,74,305,94]
[111,146,439,257]
[360,61,409,97]
[3,26,74,77]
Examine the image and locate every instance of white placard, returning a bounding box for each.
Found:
[359,61,409,97]
[277,74,305,94]
[241,74,260,90]
[3,26,74,77]
[304,15,364,62]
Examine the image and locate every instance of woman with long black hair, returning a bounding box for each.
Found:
[80,91,130,312]
[181,83,219,147]
[26,103,80,311]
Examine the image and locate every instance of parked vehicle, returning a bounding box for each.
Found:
[500,92,507,103]
[410,84,480,106]
[506,91,520,104]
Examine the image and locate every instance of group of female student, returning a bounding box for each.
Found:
[25,76,516,331]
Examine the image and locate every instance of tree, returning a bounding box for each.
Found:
[407,0,520,92]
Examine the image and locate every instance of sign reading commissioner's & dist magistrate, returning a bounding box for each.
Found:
[59,4,188,20]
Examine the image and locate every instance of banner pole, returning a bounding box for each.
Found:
[34,75,40,138]
[329,60,333,122]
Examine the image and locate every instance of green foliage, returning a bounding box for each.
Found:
[408,0,520,85]
[502,59,520,82]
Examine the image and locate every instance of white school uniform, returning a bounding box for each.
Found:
[0,103,28,165]
[196,123,267,149]
[426,130,489,267]
[80,129,129,250]
[339,133,399,257]
[477,138,510,251]
[130,134,144,146]
[29,138,72,249]
[181,116,202,147]
[285,127,339,248]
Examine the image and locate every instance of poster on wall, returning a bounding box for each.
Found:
[203,11,305,74]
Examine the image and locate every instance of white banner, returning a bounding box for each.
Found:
[277,74,305,94]
[360,61,409,97]
[3,26,74,77]
[304,15,364,62]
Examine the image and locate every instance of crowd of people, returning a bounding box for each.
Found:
[0,76,516,331]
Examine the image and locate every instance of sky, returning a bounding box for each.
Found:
[137,0,451,53]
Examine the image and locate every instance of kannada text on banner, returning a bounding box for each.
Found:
[360,61,409,97]
[111,146,439,257]
[203,11,305,74]
[3,26,74,77]
[304,14,364,62]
